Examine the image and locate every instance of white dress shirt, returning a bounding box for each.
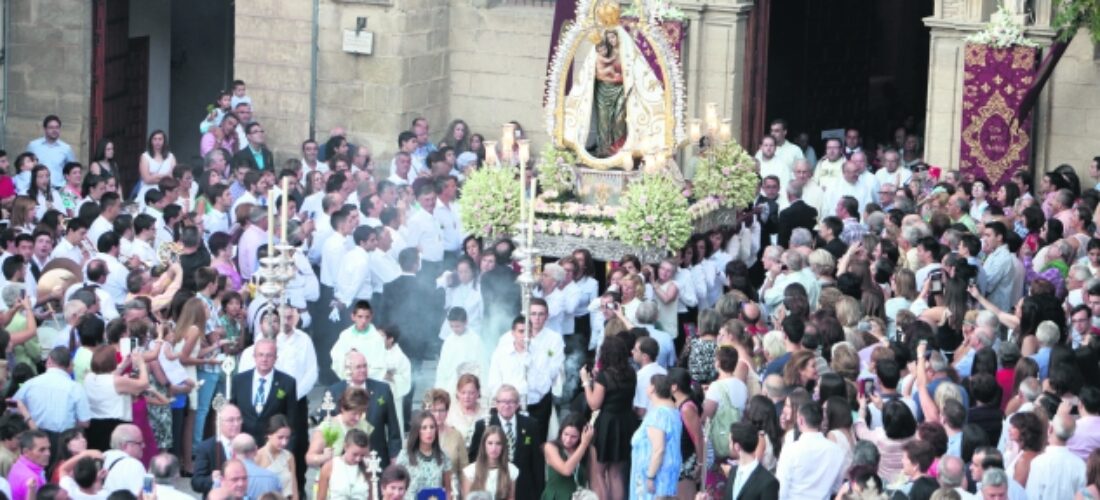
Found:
[275,330,317,400]
[673,268,699,313]
[776,431,846,500]
[286,248,320,308]
[319,231,351,287]
[50,238,84,265]
[87,216,114,248]
[634,362,667,411]
[129,238,157,269]
[386,226,408,261]
[1025,445,1086,500]
[300,191,324,219]
[335,246,373,306]
[205,207,229,238]
[439,282,483,339]
[533,287,566,334]
[488,327,565,406]
[435,329,486,394]
[251,369,275,409]
[756,153,792,191]
[96,252,130,305]
[404,207,444,262]
[369,249,401,295]
[434,199,464,253]
[822,178,871,218]
[559,281,584,335]
[329,324,387,381]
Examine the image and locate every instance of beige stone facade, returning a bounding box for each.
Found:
[923,0,1100,180]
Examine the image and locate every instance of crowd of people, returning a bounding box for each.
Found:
[0,81,1099,500]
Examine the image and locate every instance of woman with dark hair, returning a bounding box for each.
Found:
[581,335,636,500]
[823,396,855,463]
[462,235,482,263]
[817,373,848,407]
[90,138,118,179]
[256,414,298,499]
[916,275,968,355]
[395,411,452,499]
[742,395,782,472]
[84,345,150,452]
[668,368,703,498]
[996,182,1021,218]
[316,428,372,500]
[629,374,682,500]
[854,398,917,484]
[307,388,372,468]
[439,119,471,155]
[1007,411,1045,487]
[779,388,811,443]
[136,130,176,203]
[469,133,486,164]
[208,231,242,292]
[28,165,60,220]
[783,350,818,393]
[48,428,87,483]
[541,414,592,500]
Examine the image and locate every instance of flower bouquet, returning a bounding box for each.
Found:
[967,5,1038,48]
[459,166,522,239]
[320,421,342,448]
[615,175,692,254]
[692,141,759,211]
[536,145,578,198]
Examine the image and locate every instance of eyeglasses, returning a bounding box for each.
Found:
[126,440,145,448]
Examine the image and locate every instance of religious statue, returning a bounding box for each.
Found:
[549,0,685,170]
[594,29,627,157]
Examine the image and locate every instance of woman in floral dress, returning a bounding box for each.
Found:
[395,411,453,500]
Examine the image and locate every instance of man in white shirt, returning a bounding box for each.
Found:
[971,448,1026,500]
[433,176,464,259]
[231,170,267,217]
[488,300,564,441]
[87,192,121,246]
[632,337,666,417]
[333,226,376,314]
[404,182,446,279]
[768,119,805,172]
[435,307,486,393]
[49,218,90,265]
[319,206,356,294]
[359,193,384,228]
[306,192,344,265]
[369,227,402,305]
[875,149,912,189]
[914,236,944,290]
[299,139,329,184]
[792,159,826,217]
[93,232,130,305]
[102,424,147,496]
[775,402,846,499]
[149,453,197,500]
[204,184,232,238]
[755,135,791,192]
[822,161,871,218]
[329,300,387,381]
[1027,408,1087,500]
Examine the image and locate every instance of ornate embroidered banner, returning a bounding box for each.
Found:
[620,17,685,89]
[959,43,1038,188]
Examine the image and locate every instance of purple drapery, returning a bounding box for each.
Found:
[1015,38,1070,123]
[958,43,1038,189]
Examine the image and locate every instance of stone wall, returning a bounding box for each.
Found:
[3,0,94,160]
[1036,29,1100,178]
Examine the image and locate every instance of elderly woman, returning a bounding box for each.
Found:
[629,374,682,500]
[632,301,675,369]
[534,263,568,333]
[808,249,837,289]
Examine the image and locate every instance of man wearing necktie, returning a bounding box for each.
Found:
[724,422,779,500]
[230,339,299,448]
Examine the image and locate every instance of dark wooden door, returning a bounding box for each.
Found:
[91,0,148,195]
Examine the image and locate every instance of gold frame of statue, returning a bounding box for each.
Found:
[545,0,686,171]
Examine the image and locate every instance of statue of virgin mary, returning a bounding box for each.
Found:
[559,0,670,166]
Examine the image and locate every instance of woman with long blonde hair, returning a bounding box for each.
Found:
[461,426,516,500]
[176,297,221,462]
[9,196,37,233]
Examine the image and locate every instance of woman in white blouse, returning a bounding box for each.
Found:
[84,345,150,451]
[136,130,177,205]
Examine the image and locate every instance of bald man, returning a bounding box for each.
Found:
[208,459,249,500]
[102,424,146,495]
[231,434,281,498]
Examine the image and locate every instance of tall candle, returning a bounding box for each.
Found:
[518,160,526,235]
[705,102,719,134]
[501,123,516,161]
[267,189,275,253]
[484,141,499,167]
[719,119,733,143]
[281,177,290,245]
[621,152,634,171]
[518,140,531,166]
[528,177,538,244]
[689,119,702,145]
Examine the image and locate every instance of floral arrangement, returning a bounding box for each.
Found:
[623,0,687,21]
[1054,0,1100,43]
[691,141,760,210]
[533,199,621,220]
[536,146,577,196]
[458,166,521,239]
[615,176,692,254]
[320,421,342,448]
[687,196,721,219]
[966,4,1039,48]
[533,219,616,239]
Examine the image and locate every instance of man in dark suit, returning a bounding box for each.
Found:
[468,385,544,497]
[380,247,441,359]
[229,339,298,447]
[192,403,243,496]
[324,350,402,467]
[724,422,779,500]
[777,181,819,248]
[749,175,783,286]
[231,121,275,171]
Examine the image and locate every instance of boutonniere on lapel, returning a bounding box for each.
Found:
[377,396,386,406]
[524,435,532,445]
[276,388,286,400]
[547,349,555,358]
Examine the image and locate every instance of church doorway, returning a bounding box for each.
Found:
[90,0,234,194]
[744,0,933,156]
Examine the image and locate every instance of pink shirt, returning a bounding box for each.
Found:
[200,131,238,157]
[7,456,44,500]
[1067,415,1100,461]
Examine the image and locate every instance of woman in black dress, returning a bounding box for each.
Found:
[580,335,637,500]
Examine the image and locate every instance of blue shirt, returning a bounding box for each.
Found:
[243,458,282,498]
[644,325,676,369]
[14,368,91,432]
[1030,347,1051,379]
[763,352,792,378]
[26,137,75,188]
[955,349,976,379]
[249,146,266,170]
